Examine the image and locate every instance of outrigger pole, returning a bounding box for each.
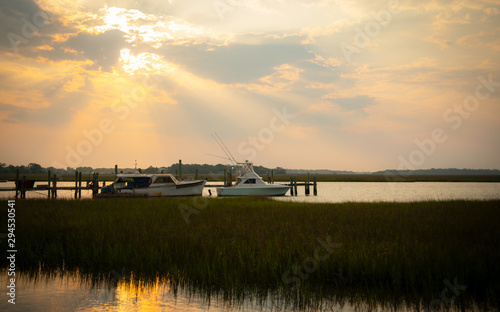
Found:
[211,132,237,165]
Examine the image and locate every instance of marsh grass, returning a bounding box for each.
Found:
[1,198,499,310]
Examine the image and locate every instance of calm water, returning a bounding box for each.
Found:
[1,181,500,202]
[0,272,426,312]
[275,182,500,203]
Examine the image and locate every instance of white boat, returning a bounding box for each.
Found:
[216,162,290,197]
[99,173,206,197]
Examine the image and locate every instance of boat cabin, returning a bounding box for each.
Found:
[232,163,267,187]
[113,174,179,189]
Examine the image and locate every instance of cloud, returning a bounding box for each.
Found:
[427,35,453,49]
[0,0,72,58]
[59,29,127,71]
[328,95,375,112]
[158,41,311,83]
[0,0,45,49]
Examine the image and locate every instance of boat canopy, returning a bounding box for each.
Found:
[114,173,179,187]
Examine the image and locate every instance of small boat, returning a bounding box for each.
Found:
[15,180,36,188]
[98,173,205,197]
[217,161,290,197]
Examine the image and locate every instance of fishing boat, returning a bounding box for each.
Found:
[98,173,205,197]
[216,161,290,197]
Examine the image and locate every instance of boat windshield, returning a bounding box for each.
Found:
[115,177,152,187]
[152,176,176,184]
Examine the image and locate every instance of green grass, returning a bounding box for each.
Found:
[1,198,499,310]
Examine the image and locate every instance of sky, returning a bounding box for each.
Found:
[0,0,499,172]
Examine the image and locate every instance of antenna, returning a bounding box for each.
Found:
[206,153,233,162]
[212,133,237,165]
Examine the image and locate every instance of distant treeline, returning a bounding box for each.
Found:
[1,162,499,176]
[0,162,287,175]
[375,168,500,176]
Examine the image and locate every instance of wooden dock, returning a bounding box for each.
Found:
[0,169,102,199]
[284,174,317,196]
[2,162,318,199]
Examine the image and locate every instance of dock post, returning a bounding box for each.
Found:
[224,168,227,187]
[290,177,294,196]
[294,176,298,196]
[21,176,26,199]
[305,172,310,195]
[15,169,19,199]
[271,170,274,184]
[228,168,232,186]
[78,172,82,199]
[94,173,99,198]
[178,159,182,181]
[313,177,317,196]
[47,170,51,199]
[53,174,57,198]
[92,173,97,198]
[75,171,78,199]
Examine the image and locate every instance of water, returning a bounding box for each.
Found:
[275,182,500,203]
[0,272,420,312]
[1,181,499,202]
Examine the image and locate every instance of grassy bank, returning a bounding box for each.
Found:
[1,198,499,310]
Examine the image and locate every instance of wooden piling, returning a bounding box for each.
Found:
[293,176,298,196]
[52,174,57,198]
[91,173,96,198]
[47,170,51,199]
[15,169,19,199]
[224,168,227,187]
[78,172,82,199]
[92,173,99,198]
[305,172,310,195]
[115,165,118,178]
[313,177,317,196]
[21,176,26,199]
[271,170,274,184]
[75,171,78,199]
[178,159,182,181]
[290,177,294,196]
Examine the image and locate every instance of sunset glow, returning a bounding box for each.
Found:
[0,0,499,171]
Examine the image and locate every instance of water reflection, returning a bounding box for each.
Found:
[1,271,277,312]
[0,271,484,312]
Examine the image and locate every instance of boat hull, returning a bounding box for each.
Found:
[101,180,206,197]
[216,185,290,197]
